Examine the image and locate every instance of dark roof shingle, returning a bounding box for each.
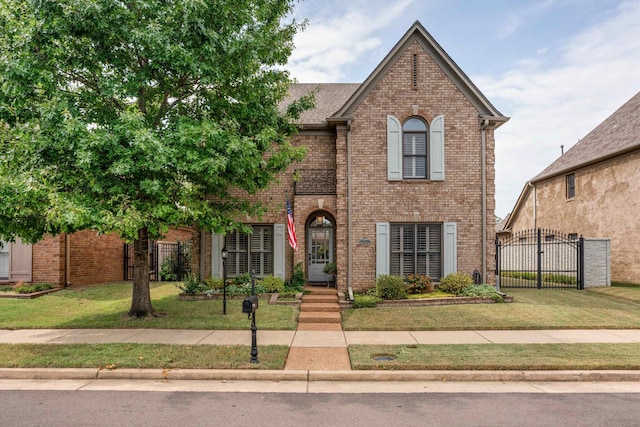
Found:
[533,91,640,181]
[281,83,361,126]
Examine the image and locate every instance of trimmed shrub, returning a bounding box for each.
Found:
[225,283,267,297]
[291,262,305,290]
[204,277,224,290]
[14,283,55,294]
[259,275,285,293]
[460,284,504,303]
[352,294,379,308]
[174,274,208,294]
[438,272,474,295]
[376,275,407,300]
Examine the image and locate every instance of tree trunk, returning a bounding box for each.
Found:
[128,227,156,317]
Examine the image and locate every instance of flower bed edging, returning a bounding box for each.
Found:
[339,295,512,309]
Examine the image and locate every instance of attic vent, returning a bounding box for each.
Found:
[412,54,418,88]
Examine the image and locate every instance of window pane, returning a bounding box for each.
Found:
[402,226,414,252]
[428,253,441,279]
[402,253,415,275]
[403,118,427,131]
[414,157,426,178]
[403,135,414,154]
[391,252,401,275]
[414,134,426,154]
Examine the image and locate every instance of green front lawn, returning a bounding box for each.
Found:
[349,343,640,370]
[342,286,640,331]
[0,282,298,330]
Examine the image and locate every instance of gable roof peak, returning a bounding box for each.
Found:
[331,20,508,126]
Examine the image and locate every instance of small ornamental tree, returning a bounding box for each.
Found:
[0,0,312,317]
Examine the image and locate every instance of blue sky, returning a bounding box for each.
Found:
[286,0,640,218]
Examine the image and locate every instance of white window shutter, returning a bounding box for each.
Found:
[387,115,402,181]
[430,115,445,181]
[211,232,224,278]
[376,222,391,276]
[443,222,457,276]
[273,224,286,281]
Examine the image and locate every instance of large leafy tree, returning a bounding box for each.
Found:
[0,0,311,317]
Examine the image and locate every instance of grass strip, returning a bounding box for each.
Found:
[0,344,289,370]
[0,282,298,330]
[349,343,640,370]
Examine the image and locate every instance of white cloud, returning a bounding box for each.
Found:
[495,0,556,39]
[288,0,414,82]
[477,0,640,216]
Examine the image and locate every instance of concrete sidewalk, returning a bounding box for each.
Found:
[2,328,640,385]
[2,328,640,346]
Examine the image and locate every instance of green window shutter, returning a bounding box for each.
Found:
[376,222,391,276]
[443,222,457,276]
[211,232,224,278]
[430,115,445,181]
[387,115,402,181]
[273,224,286,281]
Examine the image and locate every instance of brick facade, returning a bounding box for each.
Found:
[20,227,193,286]
[196,23,506,294]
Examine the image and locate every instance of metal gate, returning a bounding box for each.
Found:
[496,228,584,289]
[124,240,192,281]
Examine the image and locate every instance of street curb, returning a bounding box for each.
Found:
[2,368,640,382]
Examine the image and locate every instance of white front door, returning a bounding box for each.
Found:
[307,217,333,282]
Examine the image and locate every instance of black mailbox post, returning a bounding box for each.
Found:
[243,272,259,364]
[242,295,259,316]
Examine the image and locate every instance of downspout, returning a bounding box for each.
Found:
[528,181,537,229]
[65,233,71,287]
[480,119,489,283]
[200,229,206,280]
[346,120,354,301]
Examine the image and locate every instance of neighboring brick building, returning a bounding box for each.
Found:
[502,91,640,284]
[1,228,192,287]
[194,22,509,295]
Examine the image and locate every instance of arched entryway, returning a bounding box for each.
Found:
[306,211,335,283]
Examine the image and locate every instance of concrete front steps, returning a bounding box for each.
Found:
[285,285,350,370]
[298,286,341,325]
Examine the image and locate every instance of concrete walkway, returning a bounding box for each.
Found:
[2,328,640,346]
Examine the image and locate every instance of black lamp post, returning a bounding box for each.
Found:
[221,247,228,315]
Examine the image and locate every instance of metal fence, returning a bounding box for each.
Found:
[496,228,584,289]
[124,240,192,281]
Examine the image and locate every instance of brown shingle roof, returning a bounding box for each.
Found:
[533,91,640,182]
[281,83,361,126]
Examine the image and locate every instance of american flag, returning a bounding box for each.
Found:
[286,198,298,251]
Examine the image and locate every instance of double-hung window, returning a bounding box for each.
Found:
[402,118,427,178]
[226,226,273,277]
[387,114,444,181]
[390,223,442,279]
[566,173,575,199]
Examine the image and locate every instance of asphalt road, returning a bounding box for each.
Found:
[1,390,639,427]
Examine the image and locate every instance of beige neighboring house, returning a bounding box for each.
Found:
[503,91,640,284]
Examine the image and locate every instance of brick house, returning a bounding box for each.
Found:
[192,21,509,296]
[1,228,192,287]
[501,91,640,284]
